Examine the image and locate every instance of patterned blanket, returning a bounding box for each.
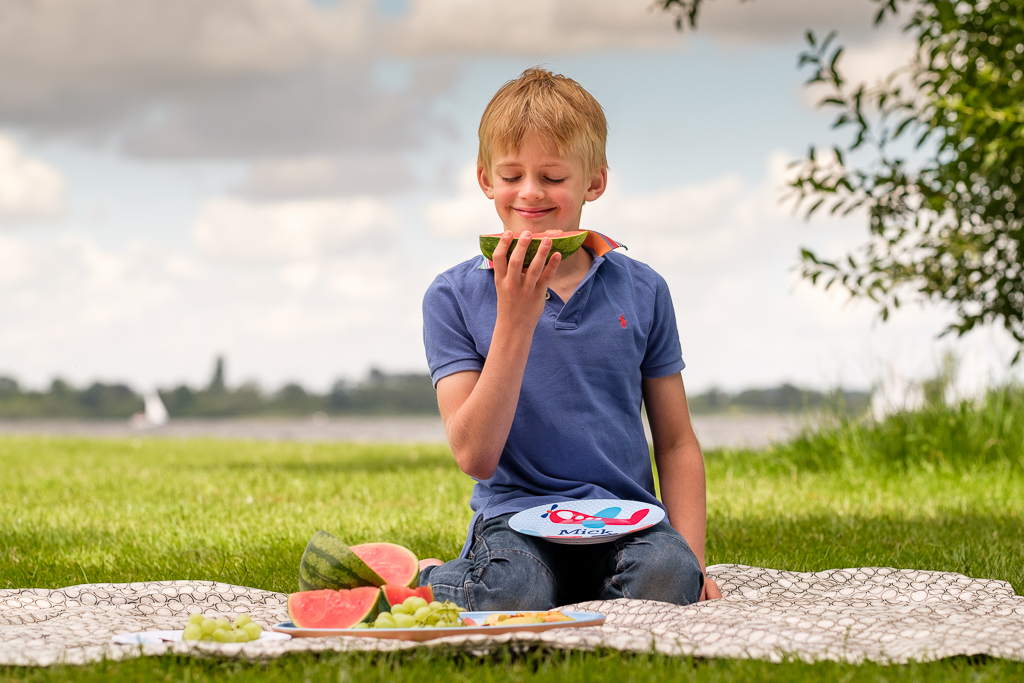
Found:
[2,564,1023,666]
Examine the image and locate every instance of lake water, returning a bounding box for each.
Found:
[0,413,813,450]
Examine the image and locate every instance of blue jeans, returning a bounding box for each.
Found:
[419,513,704,611]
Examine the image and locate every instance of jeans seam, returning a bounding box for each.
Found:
[609,542,628,599]
[472,547,557,610]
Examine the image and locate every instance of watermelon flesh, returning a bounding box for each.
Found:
[378,584,434,613]
[351,542,420,588]
[479,229,588,267]
[298,530,386,591]
[287,587,380,629]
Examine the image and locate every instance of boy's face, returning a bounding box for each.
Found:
[477,133,607,235]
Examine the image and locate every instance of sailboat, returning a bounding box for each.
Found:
[129,391,169,429]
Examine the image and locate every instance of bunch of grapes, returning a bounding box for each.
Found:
[354,596,465,629]
[182,613,264,642]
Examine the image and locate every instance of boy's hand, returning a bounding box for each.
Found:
[491,230,561,329]
[702,577,723,601]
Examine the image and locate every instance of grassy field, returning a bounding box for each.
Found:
[1,388,1023,681]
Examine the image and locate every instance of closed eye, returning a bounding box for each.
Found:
[500,176,521,183]
[545,177,565,184]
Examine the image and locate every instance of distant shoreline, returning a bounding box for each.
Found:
[0,413,813,451]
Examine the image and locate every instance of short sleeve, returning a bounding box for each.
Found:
[423,274,486,387]
[639,274,685,378]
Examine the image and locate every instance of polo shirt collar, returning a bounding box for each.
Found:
[477,230,626,269]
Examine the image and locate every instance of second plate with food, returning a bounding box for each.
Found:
[271,610,605,641]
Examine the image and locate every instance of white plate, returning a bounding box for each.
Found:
[508,499,665,544]
[112,630,290,645]
[271,610,605,641]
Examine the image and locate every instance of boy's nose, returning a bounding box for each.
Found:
[518,175,544,200]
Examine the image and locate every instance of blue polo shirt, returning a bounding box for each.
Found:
[422,248,685,529]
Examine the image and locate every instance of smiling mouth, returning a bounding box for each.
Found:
[513,207,555,218]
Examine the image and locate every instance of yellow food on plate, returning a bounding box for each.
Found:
[482,610,574,626]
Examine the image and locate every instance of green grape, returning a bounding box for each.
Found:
[350,622,370,629]
[234,630,251,643]
[201,619,218,635]
[201,634,215,642]
[213,629,235,643]
[406,597,429,612]
[425,614,440,626]
[412,606,431,622]
[374,613,397,629]
[188,613,205,626]
[243,622,263,639]
[390,603,408,615]
[215,618,231,630]
[393,613,416,628]
[233,614,252,629]
[428,601,443,610]
[182,624,203,641]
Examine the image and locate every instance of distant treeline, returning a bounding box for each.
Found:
[0,362,439,419]
[687,384,870,415]
[0,358,869,419]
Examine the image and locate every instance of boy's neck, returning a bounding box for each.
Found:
[548,245,594,302]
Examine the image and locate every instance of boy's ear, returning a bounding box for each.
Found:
[477,165,496,200]
[585,166,608,203]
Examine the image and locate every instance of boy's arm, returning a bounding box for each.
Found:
[643,373,722,600]
[436,231,560,480]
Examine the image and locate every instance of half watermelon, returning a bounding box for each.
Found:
[350,542,420,588]
[287,587,380,629]
[298,530,385,591]
[479,229,588,268]
[298,531,421,591]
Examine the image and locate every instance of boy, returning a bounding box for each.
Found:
[420,68,721,610]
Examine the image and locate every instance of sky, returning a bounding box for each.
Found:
[0,0,1020,396]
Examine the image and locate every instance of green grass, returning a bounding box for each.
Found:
[2,388,1024,680]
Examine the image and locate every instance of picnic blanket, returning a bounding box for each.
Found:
[2,564,1023,666]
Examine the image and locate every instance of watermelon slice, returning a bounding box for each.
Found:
[378,584,435,613]
[479,229,588,267]
[287,587,380,629]
[350,542,420,588]
[298,530,385,591]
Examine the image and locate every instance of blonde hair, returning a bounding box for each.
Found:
[478,68,607,175]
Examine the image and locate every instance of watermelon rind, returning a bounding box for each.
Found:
[350,542,420,588]
[298,530,385,591]
[479,230,588,268]
[287,587,380,629]
[378,584,435,613]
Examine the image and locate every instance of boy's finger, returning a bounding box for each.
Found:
[535,243,561,290]
[491,231,512,278]
[524,237,552,285]
[506,230,531,273]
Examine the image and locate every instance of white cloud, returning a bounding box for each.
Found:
[423,164,503,238]
[696,0,878,43]
[0,0,889,160]
[237,154,414,199]
[192,197,400,262]
[0,230,438,391]
[586,151,796,267]
[0,134,63,219]
[801,35,919,111]
[0,233,33,282]
[393,0,680,56]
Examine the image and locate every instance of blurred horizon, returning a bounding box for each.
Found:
[1,0,1021,398]
[0,354,871,419]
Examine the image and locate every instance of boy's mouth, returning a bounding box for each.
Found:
[513,207,555,219]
